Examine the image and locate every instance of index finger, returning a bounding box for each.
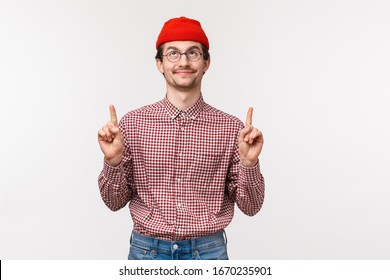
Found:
[246,107,253,126]
[109,104,118,126]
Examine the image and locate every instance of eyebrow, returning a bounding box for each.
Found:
[165,45,202,52]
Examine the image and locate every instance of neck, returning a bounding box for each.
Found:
[166,86,202,110]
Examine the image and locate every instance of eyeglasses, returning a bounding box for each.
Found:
[162,50,203,62]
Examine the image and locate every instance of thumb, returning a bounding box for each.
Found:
[239,125,253,142]
[109,124,124,142]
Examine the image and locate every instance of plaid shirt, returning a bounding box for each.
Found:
[98,95,265,240]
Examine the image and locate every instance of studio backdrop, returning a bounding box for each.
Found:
[1,0,389,259]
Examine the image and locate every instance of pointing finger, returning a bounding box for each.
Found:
[108,124,120,135]
[109,105,118,126]
[246,107,253,126]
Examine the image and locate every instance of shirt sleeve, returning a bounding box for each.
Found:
[98,119,134,211]
[225,135,265,217]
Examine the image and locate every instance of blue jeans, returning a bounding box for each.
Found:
[128,230,229,260]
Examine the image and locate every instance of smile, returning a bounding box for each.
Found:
[174,70,194,73]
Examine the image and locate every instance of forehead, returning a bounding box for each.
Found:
[162,41,203,52]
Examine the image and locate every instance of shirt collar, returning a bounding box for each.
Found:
[163,94,205,120]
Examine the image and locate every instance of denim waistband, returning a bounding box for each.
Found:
[130,230,227,254]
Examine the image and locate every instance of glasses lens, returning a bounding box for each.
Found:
[186,50,201,61]
[167,51,180,62]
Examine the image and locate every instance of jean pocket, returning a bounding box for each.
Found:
[194,244,228,260]
[128,245,156,260]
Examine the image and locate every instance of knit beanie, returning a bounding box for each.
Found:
[156,17,209,50]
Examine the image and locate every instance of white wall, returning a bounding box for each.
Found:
[1,0,389,259]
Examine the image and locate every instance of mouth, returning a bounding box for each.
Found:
[173,69,195,75]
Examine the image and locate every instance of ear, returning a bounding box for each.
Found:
[203,56,211,74]
[156,59,164,74]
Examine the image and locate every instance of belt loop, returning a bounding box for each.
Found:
[130,231,133,244]
[191,238,197,258]
[223,230,228,245]
[153,237,159,255]
[191,238,196,250]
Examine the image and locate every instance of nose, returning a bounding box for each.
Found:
[177,53,190,65]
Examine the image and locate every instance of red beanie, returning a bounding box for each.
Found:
[156,17,209,50]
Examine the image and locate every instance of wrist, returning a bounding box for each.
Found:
[105,154,123,167]
[240,158,258,168]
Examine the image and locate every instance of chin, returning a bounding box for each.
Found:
[173,81,197,89]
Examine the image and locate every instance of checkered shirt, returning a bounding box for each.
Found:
[98,95,265,240]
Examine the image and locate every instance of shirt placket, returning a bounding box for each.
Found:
[173,111,188,238]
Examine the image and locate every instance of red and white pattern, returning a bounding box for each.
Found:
[98,95,265,240]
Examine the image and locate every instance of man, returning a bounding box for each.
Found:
[98,16,265,260]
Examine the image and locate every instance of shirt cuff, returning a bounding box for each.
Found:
[103,160,124,182]
[239,161,262,185]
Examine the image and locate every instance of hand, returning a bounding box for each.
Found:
[98,105,124,167]
[238,107,264,167]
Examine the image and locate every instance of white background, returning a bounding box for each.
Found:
[1,0,389,260]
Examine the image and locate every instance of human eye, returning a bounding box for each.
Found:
[187,50,200,59]
[168,51,179,58]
